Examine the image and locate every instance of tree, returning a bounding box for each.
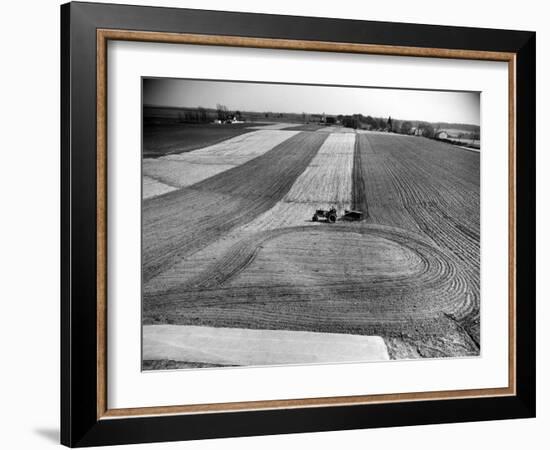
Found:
[419,123,435,138]
[342,116,357,129]
[216,103,228,121]
[376,117,386,129]
[400,121,412,135]
[364,116,377,130]
[197,107,207,123]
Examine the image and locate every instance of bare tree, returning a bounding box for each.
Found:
[197,107,207,123]
[216,103,228,121]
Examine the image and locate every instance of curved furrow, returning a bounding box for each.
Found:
[145,224,471,329]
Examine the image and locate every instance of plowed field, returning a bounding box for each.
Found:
[143,122,255,157]
[142,131,328,284]
[143,130,299,199]
[354,133,480,349]
[241,132,355,231]
[143,130,480,361]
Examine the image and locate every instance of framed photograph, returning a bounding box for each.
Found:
[61,1,536,447]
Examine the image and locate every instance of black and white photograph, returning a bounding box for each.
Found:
[0,0,543,447]
[141,78,481,370]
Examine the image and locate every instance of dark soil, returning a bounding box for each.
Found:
[143,123,265,157]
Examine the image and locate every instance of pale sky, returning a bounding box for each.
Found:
[143,78,480,125]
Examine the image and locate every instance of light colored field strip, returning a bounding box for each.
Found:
[317,126,355,133]
[143,175,178,198]
[241,132,356,231]
[453,145,480,153]
[143,130,300,199]
[246,122,302,130]
[143,325,389,366]
[356,130,409,136]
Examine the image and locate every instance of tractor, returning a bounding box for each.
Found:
[311,208,364,223]
[312,207,338,223]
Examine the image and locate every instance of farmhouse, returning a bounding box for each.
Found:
[435,130,449,139]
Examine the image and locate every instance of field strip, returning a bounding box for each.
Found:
[143,176,178,199]
[241,132,356,231]
[356,130,409,136]
[143,130,299,199]
[246,123,302,130]
[357,132,480,348]
[452,145,480,153]
[143,324,389,366]
[318,126,355,133]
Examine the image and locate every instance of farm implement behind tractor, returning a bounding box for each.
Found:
[312,208,363,223]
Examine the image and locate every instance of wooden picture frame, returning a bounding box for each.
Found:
[61,1,535,447]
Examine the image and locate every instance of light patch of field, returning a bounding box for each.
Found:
[453,145,480,153]
[236,203,321,231]
[143,324,389,367]
[247,122,302,130]
[143,130,299,198]
[166,130,299,165]
[356,129,408,136]
[143,176,177,200]
[318,125,354,133]
[241,132,355,231]
[143,160,234,189]
[285,133,355,205]
[230,230,423,288]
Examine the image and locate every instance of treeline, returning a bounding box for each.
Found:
[143,106,479,140]
[143,105,313,125]
[144,105,224,124]
[337,113,479,139]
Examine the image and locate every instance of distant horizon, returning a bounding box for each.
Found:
[143,103,480,128]
[143,78,481,126]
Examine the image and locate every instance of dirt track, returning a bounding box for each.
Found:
[143,129,480,360]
